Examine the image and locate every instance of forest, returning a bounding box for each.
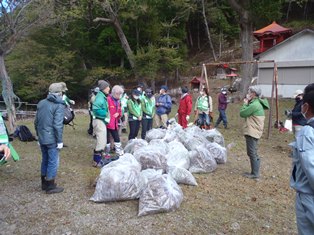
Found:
[1,0,314,104]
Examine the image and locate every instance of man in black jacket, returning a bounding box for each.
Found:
[34,83,65,194]
[286,89,307,137]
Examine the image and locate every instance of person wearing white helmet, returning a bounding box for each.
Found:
[215,87,229,129]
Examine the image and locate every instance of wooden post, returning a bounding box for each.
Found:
[202,64,209,90]
[274,63,279,128]
[267,62,276,139]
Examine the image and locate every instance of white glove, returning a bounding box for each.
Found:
[186,115,190,121]
[175,113,178,117]
[70,100,75,105]
[57,143,63,149]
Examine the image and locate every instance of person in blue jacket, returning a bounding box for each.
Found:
[34,83,65,194]
[155,85,172,128]
[290,85,314,235]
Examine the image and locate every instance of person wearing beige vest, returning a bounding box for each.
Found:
[240,86,269,179]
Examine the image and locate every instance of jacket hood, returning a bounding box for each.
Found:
[257,98,269,110]
[47,93,64,104]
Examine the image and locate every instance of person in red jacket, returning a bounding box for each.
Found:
[177,86,192,128]
[106,85,124,157]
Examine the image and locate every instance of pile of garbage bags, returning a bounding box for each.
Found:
[90,122,227,216]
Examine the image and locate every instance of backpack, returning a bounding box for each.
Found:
[16,125,36,142]
[64,107,75,125]
[165,95,172,114]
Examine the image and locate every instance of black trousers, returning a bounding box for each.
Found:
[107,128,120,143]
[128,120,140,140]
[141,118,153,139]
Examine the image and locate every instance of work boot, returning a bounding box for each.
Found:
[93,150,102,167]
[46,180,64,194]
[41,175,47,190]
[243,159,260,179]
[105,144,111,155]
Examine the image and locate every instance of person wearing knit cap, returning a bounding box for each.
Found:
[35,83,65,194]
[176,86,192,129]
[240,85,269,179]
[91,80,111,167]
[58,82,75,107]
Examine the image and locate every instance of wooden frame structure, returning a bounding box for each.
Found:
[199,60,279,139]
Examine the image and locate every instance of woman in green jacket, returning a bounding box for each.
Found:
[127,89,142,140]
[141,88,155,139]
[240,86,269,179]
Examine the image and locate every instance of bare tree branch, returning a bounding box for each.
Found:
[93,17,113,23]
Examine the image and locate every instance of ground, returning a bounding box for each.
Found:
[0,98,298,235]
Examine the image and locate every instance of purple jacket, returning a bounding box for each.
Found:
[218,93,228,110]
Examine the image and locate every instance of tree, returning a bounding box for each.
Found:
[0,0,53,131]
[94,0,135,69]
[227,0,283,94]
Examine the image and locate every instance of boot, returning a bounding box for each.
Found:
[114,142,124,156]
[105,144,111,154]
[244,159,260,179]
[46,179,64,194]
[93,150,102,167]
[41,175,47,190]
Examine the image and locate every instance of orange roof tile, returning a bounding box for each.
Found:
[254,21,291,35]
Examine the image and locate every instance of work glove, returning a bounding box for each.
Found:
[284,110,292,118]
[175,113,178,117]
[70,100,75,105]
[57,143,63,150]
[186,115,190,121]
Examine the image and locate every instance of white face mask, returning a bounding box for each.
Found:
[133,95,139,100]
[246,94,252,100]
[200,91,204,96]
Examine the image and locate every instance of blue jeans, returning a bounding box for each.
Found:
[40,144,59,180]
[197,113,210,126]
[215,109,228,127]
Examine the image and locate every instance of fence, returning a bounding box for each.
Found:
[0,101,37,120]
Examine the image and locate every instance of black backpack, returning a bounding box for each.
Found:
[16,125,36,142]
[63,107,75,125]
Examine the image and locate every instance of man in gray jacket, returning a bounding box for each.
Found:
[34,83,65,194]
[290,86,314,234]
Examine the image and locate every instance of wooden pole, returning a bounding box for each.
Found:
[202,64,209,90]
[267,63,276,139]
[274,63,279,128]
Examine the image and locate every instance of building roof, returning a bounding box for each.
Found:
[255,29,314,60]
[190,76,205,84]
[254,21,292,36]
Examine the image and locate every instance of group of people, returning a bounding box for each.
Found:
[3,79,314,234]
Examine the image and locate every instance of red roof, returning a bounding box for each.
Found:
[190,76,205,84]
[254,21,291,36]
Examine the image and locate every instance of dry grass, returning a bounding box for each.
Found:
[0,98,297,235]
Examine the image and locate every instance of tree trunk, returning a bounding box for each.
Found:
[239,18,253,95]
[227,0,253,96]
[201,0,217,61]
[286,0,292,22]
[0,54,17,132]
[96,1,135,69]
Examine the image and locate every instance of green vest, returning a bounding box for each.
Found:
[0,114,20,165]
[196,96,209,112]
[128,99,142,120]
[141,96,155,118]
